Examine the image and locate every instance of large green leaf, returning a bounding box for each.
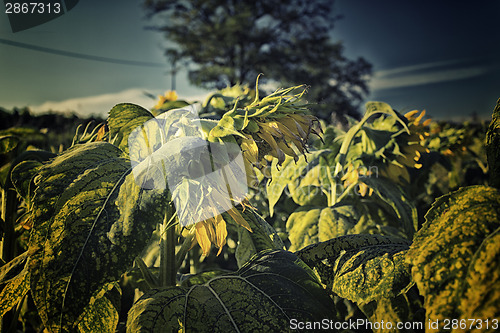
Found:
[107,103,155,154]
[28,142,168,332]
[296,234,411,304]
[296,235,421,332]
[406,185,500,328]
[234,207,284,267]
[127,250,337,332]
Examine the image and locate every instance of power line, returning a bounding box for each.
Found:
[0,38,166,67]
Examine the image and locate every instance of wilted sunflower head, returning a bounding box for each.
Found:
[208,79,322,186]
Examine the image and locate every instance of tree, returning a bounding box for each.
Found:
[143,0,372,120]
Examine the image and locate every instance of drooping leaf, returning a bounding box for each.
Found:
[406,185,500,327]
[75,283,121,333]
[267,150,330,216]
[0,251,28,284]
[486,98,500,188]
[127,250,337,332]
[234,207,284,267]
[0,266,29,317]
[28,142,168,332]
[364,101,409,133]
[5,150,55,198]
[107,103,155,154]
[0,135,20,154]
[11,160,43,204]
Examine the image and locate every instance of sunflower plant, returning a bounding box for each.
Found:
[1,80,497,333]
[0,78,333,332]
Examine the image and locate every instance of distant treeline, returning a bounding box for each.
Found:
[0,106,104,132]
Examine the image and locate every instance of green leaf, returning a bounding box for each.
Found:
[28,142,168,332]
[267,150,330,216]
[295,234,420,332]
[295,234,411,303]
[180,270,231,288]
[0,135,20,154]
[0,251,28,284]
[486,98,500,188]
[286,201,410,252]
[11,160,43,204]
[75,283,121,333]
[208,115,246,140]
[285,206,322,252]
[0,266,29,317]
[234,208,284,267]
[363,176,418,237]
[107,103,155,154]
[406,185,500,326]
[364,101,409,133]
[127,250,337,332]
[359,284,425,333]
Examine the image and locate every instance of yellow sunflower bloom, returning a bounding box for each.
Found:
[154,90,178,109]
[193,206,252,256]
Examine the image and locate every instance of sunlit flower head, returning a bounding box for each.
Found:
[155,90,178,109]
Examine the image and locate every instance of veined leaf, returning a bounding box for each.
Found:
[75,283,121,333]
[296,234,411,303]
[28,142,168,333]
[234,208,284,267]
[108,103,155,154]
[11,160,43,204]
[286,200,410,252]
[0,135,20,154]
[267,150,330,216]
[0,266,29,317]
[406,185,500,327]
[295,235,420,332]
[364,102,409,133]
[6,150,55,203]
[127,250,337,332]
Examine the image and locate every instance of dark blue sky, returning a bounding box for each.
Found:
[1,0,499,120]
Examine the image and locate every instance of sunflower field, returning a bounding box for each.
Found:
[0,78,498,332]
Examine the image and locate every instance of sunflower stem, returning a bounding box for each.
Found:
[159,205,177,287]
[175,231,196,271]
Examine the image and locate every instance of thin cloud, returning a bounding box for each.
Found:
[370,59,496,91]
[30,89,210,117]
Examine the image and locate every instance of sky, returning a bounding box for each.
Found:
[0,0,499,121]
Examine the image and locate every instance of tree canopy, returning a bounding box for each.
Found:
[143,0,372,120]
